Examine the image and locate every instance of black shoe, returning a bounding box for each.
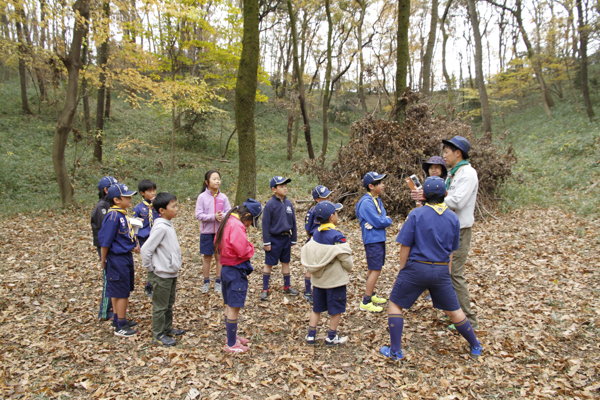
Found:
[260,290,270,301]
[145,284,153,298]
[284,286,300,296]
[114,326,138,337]
[112,319,137,328]
[165,328,185,337]
[303,292,314,303]
[153,333,176,347]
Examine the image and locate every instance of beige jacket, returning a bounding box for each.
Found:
[301,240,353,289]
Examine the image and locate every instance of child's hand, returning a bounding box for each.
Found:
[264,245,272,251]
[133,244,141,254]
[411,189,425,201]
[364,222,374,230]
[216,211,223,222]
[136,217,144,221]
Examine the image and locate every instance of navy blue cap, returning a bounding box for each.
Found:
[243,198,263,227]
[270,176,292,188]
[98,176,118,190]
[314,201,343,222]
[442,136,471,159]
[423,176,446,198]
[106,183,137,200]
[312,185,333,200]
[363,171,388,188]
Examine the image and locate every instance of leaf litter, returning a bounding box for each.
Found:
[0,203,599,399]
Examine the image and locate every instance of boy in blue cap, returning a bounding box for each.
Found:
[91,176,118,321]
[380,176,482,360]
[301,201,353,345]
[303,185,333,303]
[261,176,300,300]
[355,172,393,313]
[133,179,159,298]
[98,183,140,337]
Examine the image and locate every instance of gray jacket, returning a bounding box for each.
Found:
[141,218,182,279]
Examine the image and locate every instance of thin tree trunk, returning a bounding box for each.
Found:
[94,0,110,162]
[395,0,410,123]
[170,107,176,176]
[105,88,111,118]
[322,0,333,160]
[15,6,32,115]
[441,0,453,101]
[81,32,92,134]
[576,0,594,119]
[422,0,439,96]
[286,96,294,160]
[356,0,368,114]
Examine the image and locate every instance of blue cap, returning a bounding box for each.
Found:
[106,183,137,200]
[243,198,263,227]
[442,136,471,159]
[314,201,343,222]
[423,176,446,198]
[312,185,333,200]
[363,171,388,188]
[270,176,292,188]
[98,176,118,190]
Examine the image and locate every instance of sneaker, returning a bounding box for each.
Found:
[165,328,185,337]
[153,333,176,347]
[145,284,153,298]
[260,290,270,301]
[114,326,138,337]
[237,336,250,345]
[424,294,432,301]
[359,301,384,313]
[470,342,483,359]
[214,282,222,294]
[202,282,210,294]
[303,292,314,303]
[371,294,387,304]
[224,342,248,353]
[305,334,316,345]
[284,286,300,296]
[325,335,348,346]
[379,345,404,361]
[447,324,456,331]
[112,319,138,328]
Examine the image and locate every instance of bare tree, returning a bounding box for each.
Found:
[422,0,439,96]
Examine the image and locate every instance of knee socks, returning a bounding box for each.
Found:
[216,277,221,284]
[204,277,210,284]
[262,273,270,291]
[226,318,238,347]
[307,325,317,338]
[363,295,372,305]
[327,329,337,340]
[388,314,404,353]
[117,316,128,329]
[283,273,291,288]
[305,278,311,294]
[454,318,479,348]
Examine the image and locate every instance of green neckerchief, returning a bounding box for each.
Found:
[446,160,470,190]
[425,202,448,215]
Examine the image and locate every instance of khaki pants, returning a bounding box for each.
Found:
[451,227,478,327]
[148,271,177,339]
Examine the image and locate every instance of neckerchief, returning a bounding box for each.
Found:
[143,199,154,227]
[231,212,240,220]
[367,192,382,215]
[109,206,135,242]
[446,160,470,190]
[425,202,449,215]
[318,223,336,232]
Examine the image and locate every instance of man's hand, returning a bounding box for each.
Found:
[411,189,425,201]
[216,211,224,222]
[264,245,271,251]
[364,222,374,230]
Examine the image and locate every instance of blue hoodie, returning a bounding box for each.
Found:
[355,193,392,244]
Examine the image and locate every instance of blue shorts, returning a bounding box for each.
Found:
[138,236,148,248]
[200,233,216,256]
[389,260,460,311]
[265,234,292,265]
[313,285,347,315]
[105,252,135,299]
[221,263,250,308]
[364,242,386,270]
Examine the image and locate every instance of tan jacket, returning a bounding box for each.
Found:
[301,240,353,289]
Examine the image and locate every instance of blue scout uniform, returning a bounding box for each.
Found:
[262,194,297,265]
[304,206,318,237]
[98,206,138,299]
[355,192,392,270]
[312,223,347,315]
[391,203,461,311]
[133,200,159,246]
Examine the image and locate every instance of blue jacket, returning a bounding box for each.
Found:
[98,207,138,254]
[133,200,160,239]
[304,205,319,237]
[262,195,297,246]
[355,193,392,244]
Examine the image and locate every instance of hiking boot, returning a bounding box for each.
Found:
[380,345,404,361]
[114,325,138,337]
[145,283,153,298]
[153,333,176,347]
[260,290,270,301]
[303,292,314,304]
[202,281,210,294]
[470,342,483,359]
[165,328,185,337]
[224,342,248,353]
[214,282,222,294]
[284,286,300,296]
[305,334,316,345]
[371,294,387,304]
[325,335,348,346]
[359,301,384,313]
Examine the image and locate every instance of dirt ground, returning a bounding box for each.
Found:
[0,203,599,399]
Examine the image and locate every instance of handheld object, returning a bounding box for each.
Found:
[405,175,422,191]
[129,218,143,235]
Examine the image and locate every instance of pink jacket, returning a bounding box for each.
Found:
[195,189,232,234]
[218,215,255,266]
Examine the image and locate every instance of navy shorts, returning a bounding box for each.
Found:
[389,260,460,311]
[138,236,148,248]
[200,233,216,256]
[221,263,251,308]
[105,252,135,299]
[265,234,292,265]
[364,242,386,270]
[313,285,347,315]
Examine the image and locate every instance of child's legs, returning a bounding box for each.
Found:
[215,253,222,279]
[227,306,240,320]
[282,262,290,274]
[329,313,342,331]
[309,311,320,328]
[365,270,381,296]
[149,272,170,338]
[164,277,177,333]
[444,308,466,323]
[202,255,213,279]
[112,297,128,319]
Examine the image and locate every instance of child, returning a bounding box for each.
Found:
[422,156,447,180]
[301,201,353,346]
[141,192,185,347]
[195,170,232,294]
[133,179,159,298]
[302,185,334,303]
[215,198,263,353]
[98,183,140,337]
[91,175,118,321]
[261,176,300,300]
[380,177,483,360]
[355,171,392,313]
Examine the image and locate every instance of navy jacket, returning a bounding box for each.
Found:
[262,195,297,246]
[133,200,159,239]
[304,205,319,237]
[355,193,392,244]
[98,207,138,254]
[91,199,110,247]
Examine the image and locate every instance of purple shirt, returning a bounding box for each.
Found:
[195,189,232,234]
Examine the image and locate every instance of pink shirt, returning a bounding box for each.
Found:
[217,215,254,266]
[195,189,232,234]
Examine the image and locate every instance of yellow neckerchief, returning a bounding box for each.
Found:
[318,223,336,232]
[425,202,448,216]
[367,192,382,215]
[109,206,135,241]
[142,199,153,227]
[231,212,240,220]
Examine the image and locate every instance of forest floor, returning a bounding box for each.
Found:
[0,203,599,399]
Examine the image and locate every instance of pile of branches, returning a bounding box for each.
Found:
[297,96,516,218]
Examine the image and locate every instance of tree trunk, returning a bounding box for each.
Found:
[94,0,110,162]
[15,7,32,115]
[576,0,594,120]
[170,107,176,177]
[422,0,439,96]
[286,97,294,160]
[395,0,410,123]
[105,88,111,118]
[234,0,259,205]
[81,33,92,134]
[322,0,333,160]
[21,7,47,103]
[52,0,89,206]
[467,0,492,133]
[440,0,453,101]
[287,0,314,159]
[356,0,368,114]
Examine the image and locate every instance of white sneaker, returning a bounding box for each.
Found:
[202,282,210,294]
[325,335,348,346]
[214,282,222,294]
